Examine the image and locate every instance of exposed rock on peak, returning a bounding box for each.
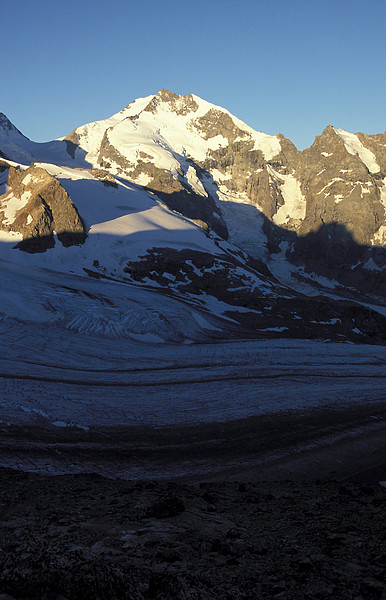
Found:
[0,164,86,252]
[144,89,199,116]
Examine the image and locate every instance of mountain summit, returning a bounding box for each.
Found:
[0,90,385,345]
[58,89,386,296]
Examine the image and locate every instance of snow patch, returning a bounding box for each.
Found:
[268,168,306,226]
[185,165,207,196]
[251,133,281,160]
[317,178,343,196]
[334,128,380,174]
[1,190,31,224]
[22,173,44,185]
[372,225,386,245]
[379,178,386,210]
[363,258,383,271]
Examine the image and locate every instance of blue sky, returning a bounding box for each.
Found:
[1,0,385,149]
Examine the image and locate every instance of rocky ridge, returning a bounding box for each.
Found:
[0,162,86,252]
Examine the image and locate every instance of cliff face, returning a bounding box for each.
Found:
[0,163,86,252]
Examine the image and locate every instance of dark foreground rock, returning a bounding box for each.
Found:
[0,468,385,600]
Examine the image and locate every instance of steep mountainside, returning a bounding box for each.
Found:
[0,90,385,345]
[58,89,386,299]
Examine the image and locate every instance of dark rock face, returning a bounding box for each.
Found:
[294,126,384,245]
[97,129,132,173]
[191,110,297,224]
[0,113,25,136]
[0,468,385,600]
[194,108,246,143]
[63,129,82,159]
[0,165,87,252]
[122,247,386,344]
[278,127,386,293]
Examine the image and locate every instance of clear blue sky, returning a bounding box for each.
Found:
[1,0,385,149]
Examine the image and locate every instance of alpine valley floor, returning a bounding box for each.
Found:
[1,308,386,481]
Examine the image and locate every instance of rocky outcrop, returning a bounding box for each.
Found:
[123,247,386,344]
[0,165,86,252]
[143,88,199,116]
[293,127,384,243]
[0,113,24,136]
[53,91,386,262]
[278,127,386,292]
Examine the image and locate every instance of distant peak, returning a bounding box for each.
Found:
[316,125,341,141]
[0,112,15,130]
[0,113,25,137]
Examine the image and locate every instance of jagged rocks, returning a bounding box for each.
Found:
[123,246,282,304]
[0,165,86,252]
[294,126,385,246]
[143,88,199,116]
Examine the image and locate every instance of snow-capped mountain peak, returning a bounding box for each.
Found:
[62,88,282,172]
[1,90,385,323]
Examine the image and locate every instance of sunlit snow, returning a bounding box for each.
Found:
[334,128,380,174]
